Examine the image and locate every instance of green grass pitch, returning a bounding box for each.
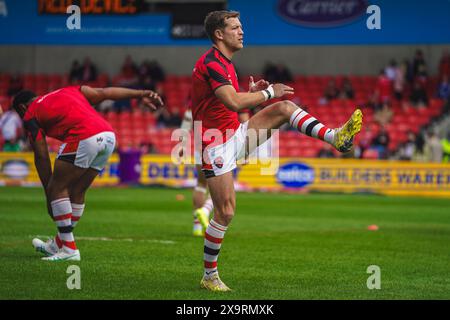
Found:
[1,186,449,299]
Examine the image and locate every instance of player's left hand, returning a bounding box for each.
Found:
[249,76,270,92]
[141,90,164,110]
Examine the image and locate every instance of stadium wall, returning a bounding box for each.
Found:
[0,45,449,76]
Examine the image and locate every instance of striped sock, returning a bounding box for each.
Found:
[51,198,77,254]
[204,219,228,278]
[71,203,85,228]
[289,108,335,143]
[202,198,214,217]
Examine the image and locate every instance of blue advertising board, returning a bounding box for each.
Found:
[0,0,449,45]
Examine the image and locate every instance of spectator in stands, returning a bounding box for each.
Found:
[167,107,183,128]
[437,75,450,100]
[69,60,82,84]
[424,130,443,163]
[340,77,354,99]
[403,59,414,84]
[7,75,23,97]
[140,139,157,154]
[438,49,450,80]
[317,143,335,158]
[262,62,293,83]
[410,79,429,107]
[399,131,417,161]
[366,90,382,111]
[155,108,171,128]
[374,102,393,126]
[371,127,390,159]
[147,60,166,84]
[140,75,157,91]
[0,105,23,151]
[357,126,374,158]
[412,49,426,78]
[413,129,427,161]
[385,59,398,81]
[393,61,407,101]
[80,57,98,82]
[117,55,139,87]
[323,79,340,101]
[376,69,392,104]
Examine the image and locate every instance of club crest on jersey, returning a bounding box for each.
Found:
[214,156,224,169]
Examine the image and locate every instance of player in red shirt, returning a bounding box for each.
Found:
[192,11,363,291]
[12,86,163,261]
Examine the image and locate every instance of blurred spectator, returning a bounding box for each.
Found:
[441,132,450,162]
[438,49,450,80]
[339,77,354,99]
[376,70,392,103]
[7,75,23,97]
[412,49,426,78]
[399,131,417,160]
[366,90,382,111]
[385,59,398,81]
[147,60,166,84]
[357,126,374,158]
[437,75,450,100]
[410,79,429,107]
[371,127,390,159]
[167,107,183,128]
[317,143,335,158]
[140,139,157,154]
[393,61,407,101]
[69,60,82,84]
[424,130,442,163]
[140,75,157,91]
[262,62,293,83]
[80,57,98,82]
[323,79,340,101]
[0,106,23,151]
[117,55,139,87]
[374,102,393,126]
[414,129,426,161]
[155,108,171,128]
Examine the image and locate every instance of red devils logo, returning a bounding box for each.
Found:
[214,156,224,169]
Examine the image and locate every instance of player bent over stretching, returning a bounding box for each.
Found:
[12,86,163,261]
[192,11,363,291]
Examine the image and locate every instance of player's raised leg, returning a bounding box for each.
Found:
[247,100,362,153]
[200,171,234,292]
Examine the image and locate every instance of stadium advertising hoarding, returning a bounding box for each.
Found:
[0,152,119,186]
[0,0,450,44]
[1,153,449,197]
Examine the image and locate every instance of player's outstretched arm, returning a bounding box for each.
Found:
[215,83,294,112]
[80,85,164,110]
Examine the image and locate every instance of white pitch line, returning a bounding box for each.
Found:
[32,235,175,245]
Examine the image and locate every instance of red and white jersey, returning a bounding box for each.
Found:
[23,86,114,143]
[191,47,240,146]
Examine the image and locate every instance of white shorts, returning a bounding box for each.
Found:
[57,131,116,171]
[201,121,273,178]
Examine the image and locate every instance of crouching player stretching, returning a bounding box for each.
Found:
[12,86,163,261]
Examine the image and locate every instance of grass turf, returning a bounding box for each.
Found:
[0,186,449,299]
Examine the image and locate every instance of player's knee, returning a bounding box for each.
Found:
[216,197,235,223]
[278,100,298,116]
